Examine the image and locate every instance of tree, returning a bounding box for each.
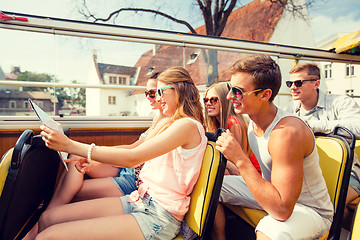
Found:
[79,0,318,86]
[55,87,71,110]
[70,80,86,108]
[17,71,52,92]
[16,71,71,110]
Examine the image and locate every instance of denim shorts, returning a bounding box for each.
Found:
[120,194,181,240]
[110,168,136,195]
[349,171,360,195]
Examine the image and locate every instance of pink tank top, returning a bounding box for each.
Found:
[131,118,207,221]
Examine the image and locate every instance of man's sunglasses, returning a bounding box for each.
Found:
[145,89,156,98]
[156,85,174,98]
[203,97,219,105]
[285,79,317,88]
[227,83,263,101]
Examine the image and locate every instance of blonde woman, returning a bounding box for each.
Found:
[35,67,207,240]
[204,83,261,175]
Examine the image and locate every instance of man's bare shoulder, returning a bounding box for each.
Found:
[271,116,313,147]
[274,116,308,132]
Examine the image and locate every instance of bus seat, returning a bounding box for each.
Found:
[174,131,227,240]
[349,201,360,240]
[348,140,360,211]
[223,204,267,228]
[0,130,61,240]
[354,140,360,159]
[224,126,355,240]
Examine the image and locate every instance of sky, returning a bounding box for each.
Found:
[0,0,359,83]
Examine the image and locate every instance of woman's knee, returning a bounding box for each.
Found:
[38,209,56,233]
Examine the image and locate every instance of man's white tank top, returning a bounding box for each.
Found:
[248,107,333,220]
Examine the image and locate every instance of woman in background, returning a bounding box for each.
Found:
[204,83,261,175]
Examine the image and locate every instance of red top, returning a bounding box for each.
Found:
[228,116,261,175]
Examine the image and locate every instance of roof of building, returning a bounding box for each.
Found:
[0,90,56,102]
[132,0,285,91]
[3,66,22,80]
[97,63,138,84]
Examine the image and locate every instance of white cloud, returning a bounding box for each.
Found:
[310,12,360,43]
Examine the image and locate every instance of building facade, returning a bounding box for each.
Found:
[86,51,142,116]
[317,32,360,105]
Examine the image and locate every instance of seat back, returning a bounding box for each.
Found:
[350,202,360,240]
[0,130,61,240]
[184,140,226,238]
[348,140,360,210]
[316,128,355,240]
[316,136,349,210]
[354,140,360,158]
[0,148,14,195]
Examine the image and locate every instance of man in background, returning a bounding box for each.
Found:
[285,62,360,220]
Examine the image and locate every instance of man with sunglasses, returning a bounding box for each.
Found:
[285,63,360,223]
[213,55,333,240]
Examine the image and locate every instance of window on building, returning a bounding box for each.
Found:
[119,77,127,85]
[109,76,117,84]
[9,101,16,109]
[345,89,354,96]
[187,51,200,65]
[346,64,355,77]
[324,64,332,79]
[147,67,155,75]
[24,101,29,109]
[108,96,116,105]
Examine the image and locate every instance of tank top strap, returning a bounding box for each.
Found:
[184,117,205,136]
[262,107,294,139]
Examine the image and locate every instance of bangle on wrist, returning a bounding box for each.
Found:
[87,143,95,163]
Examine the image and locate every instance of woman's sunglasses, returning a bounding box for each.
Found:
[285,79,317,88]
[145,89,156,98]
[156,85,174,98]
[203,97,219,105]
[227,83,263,101]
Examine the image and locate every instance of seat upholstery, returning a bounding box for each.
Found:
[174,140,227,239]
[0,130,61,240]
[0,148,14,195]
[348,140,360,210]
[350,202,360,240]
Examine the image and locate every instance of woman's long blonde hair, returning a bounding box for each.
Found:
[157,66,204,129]
[204,83,251,156]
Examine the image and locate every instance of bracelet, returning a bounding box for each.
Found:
[87,143,96,163]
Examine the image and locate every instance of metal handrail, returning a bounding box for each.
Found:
[1,11,360,64]
[0,80,147,90]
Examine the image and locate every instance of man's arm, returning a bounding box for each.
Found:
[308,95,360,138]
[216,117,312,221]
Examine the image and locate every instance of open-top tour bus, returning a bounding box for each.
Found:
[0,10,360,240]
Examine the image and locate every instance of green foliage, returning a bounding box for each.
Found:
[55,87,71,110]
[70,80,86,108]
[17,71,53,91]
[17,71,86,114]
